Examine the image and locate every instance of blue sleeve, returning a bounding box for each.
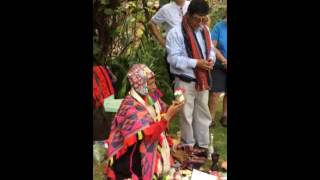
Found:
[211,23,220,41]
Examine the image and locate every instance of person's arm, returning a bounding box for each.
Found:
[148,21,166,47]
[144,100,184,142]
[211,23,227,68]
[143,118,168,142]
[148,7,166,47]
[166,29,212,71]
[207,26,216,68]
[213,40,227,65]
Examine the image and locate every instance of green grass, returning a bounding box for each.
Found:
[93,96,227,179]
[211,96,227,161]
[206,96,227,170]
[93,161,105,180]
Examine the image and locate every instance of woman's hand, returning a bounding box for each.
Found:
[221,59,227,70]
[164,100,185,121]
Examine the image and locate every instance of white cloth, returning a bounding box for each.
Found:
[166,25,216,79]
[151,1,190,33]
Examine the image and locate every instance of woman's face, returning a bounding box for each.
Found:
[147,77,157,94]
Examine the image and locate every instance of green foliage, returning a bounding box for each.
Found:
[103,8,113,15]
[159,0,170,7]
[93,36,101,56]
[100,0,109,5]
[94,0,153,63]
[209,2,227,29]
[109,33,173,104]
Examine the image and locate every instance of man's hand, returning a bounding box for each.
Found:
[196,59,213,71]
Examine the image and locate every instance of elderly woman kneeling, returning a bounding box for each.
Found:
[104,64,184,180]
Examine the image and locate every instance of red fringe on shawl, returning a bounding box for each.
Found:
[115,134,139,160]
[104,165,116,180]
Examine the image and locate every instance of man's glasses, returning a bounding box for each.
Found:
[192,15,209,23]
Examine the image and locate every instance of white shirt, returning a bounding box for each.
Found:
[166,25,216,79]
[151,1,190,33]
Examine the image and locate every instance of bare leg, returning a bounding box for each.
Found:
[220,94,227,127]
[223,94,227,117]
[209,92,221,124]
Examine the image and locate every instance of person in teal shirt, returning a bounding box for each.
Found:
[209,13,227,127]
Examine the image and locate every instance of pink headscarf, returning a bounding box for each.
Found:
[127,64,155,96]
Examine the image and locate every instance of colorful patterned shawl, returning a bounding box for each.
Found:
[105,89,168,180]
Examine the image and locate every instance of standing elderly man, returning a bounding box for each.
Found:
[166,0,215,155]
